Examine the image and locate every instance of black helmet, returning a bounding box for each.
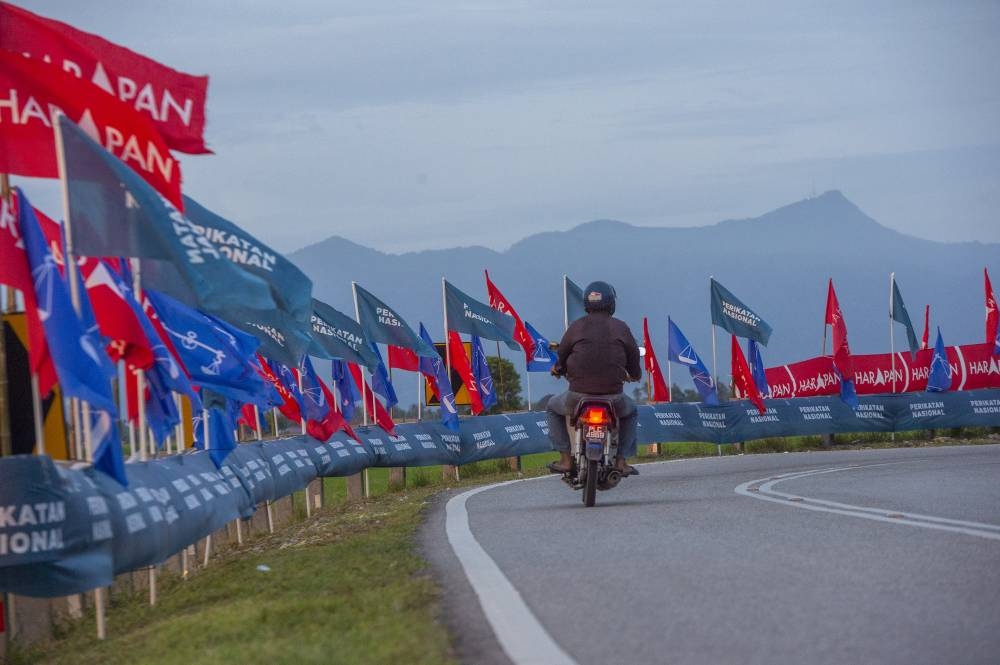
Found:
[583,281,616,315]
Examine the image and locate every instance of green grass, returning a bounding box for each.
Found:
[16,489,458,665]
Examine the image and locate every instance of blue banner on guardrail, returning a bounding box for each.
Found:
[2,389,999,598]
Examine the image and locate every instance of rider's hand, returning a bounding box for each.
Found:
[550,365,563,378]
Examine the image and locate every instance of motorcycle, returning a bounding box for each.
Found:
[560,398,626,507]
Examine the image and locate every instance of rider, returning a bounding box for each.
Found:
[546,280,641,476]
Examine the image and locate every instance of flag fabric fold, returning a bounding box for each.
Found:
[731,335,766,415]
[986,268,998,350]
[524,321,557,372]
[484,270,535,361]
[824,279,858,407]
[666,317,719,405]
[388,345,420,371]
[710,278,773,345]
[564,276,586,327]
[448,331,485,415]
[0,2,211,154]
[17,188,117,412]
[470,336,498,411]
[890,275,920,359]
[926,328,952,393]
[747,339,770,399]
[642,318,670,402]
[348,363,396,434]
[331,359,359,421]
[353,283,437,358]
[418,323,459,430]
[310,298,380,370]
[368,343,399,408]
[921,304,930,351]
[57,115,276,316]
[444,280,518,350]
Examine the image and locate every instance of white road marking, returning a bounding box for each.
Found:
[446,479,578,665]
[735,464,1000,541]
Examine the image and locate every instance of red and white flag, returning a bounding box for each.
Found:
[387,344,419,372]
[0,2,210,154]
[0,195,56,394]
[0,49,183,208]
[79,257,154,369]
[731,334,766,414]
[348,363,396,434]
[484,270,535,362]
[985,268,998,347]
[448,331,485,415]
[642,317,669,402]
[824,279,853,378]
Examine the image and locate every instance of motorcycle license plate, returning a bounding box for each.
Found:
[585,425,606,440]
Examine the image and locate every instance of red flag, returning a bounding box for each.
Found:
[80,258,154,369]
[388,344,420,371]
[641,317,669,402]
[824,279,853,378]
[0,49,183,209]
[257,357,301,421]
[986,268,998,346]
[484,270,535,362]
[348,363,396,434]
[448,331,485,415]
[921,304,930,351]
[0,195,57,395]
[305,377,352,442]
[731,334,766,414]
[32,207,66,272]
[0,3,210,155]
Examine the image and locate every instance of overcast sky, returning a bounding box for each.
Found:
[20,0,1000,253]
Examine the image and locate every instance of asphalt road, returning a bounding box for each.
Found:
[421,445,1000,665]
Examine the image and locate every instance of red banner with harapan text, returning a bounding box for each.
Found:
[0,3,210,154]
[766,343,1000,398]
[0,49,183,209]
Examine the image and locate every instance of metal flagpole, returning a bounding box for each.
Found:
[55,113,108,639]
[351,282,369,426]
[666,315,673,402]
[442,278,458,481]
[526,364,532,411]
[416,371,423,421]
[562,274,569,332]
[821,281,829,357]
[889,273,897,394]
[709,279,721,457]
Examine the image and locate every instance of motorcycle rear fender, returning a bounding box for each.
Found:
[585,440,604,461]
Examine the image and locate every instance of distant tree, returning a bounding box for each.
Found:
[486,356,523,412]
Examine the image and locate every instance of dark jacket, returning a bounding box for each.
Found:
[555,312,641,394]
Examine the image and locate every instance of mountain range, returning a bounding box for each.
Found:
[289,191,999,398]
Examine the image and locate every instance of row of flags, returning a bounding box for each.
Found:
[0,3,997,491]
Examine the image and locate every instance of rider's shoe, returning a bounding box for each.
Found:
[615,456,638,476]
[547,451,573,474]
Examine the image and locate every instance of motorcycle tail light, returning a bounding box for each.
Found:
[583,407,610,425]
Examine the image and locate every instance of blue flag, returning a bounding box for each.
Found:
[710,278,773,346]
[299,356,332,423]
[193,401,237,469]
[418,324,459,430]
[747,339,770,398]
[331,359,359,421]
[311,298,380,370]
[471,336,498,411]
[891,276,920,360]
[354,283,438,358]
[564,276,586,327]
[16,189,117,413]
[667,317,719,405]
[524,321,557,372]
[926,328,952,392]
[835,367,860,410]
[268,359,305,413]
[57,116,276,317]
[145,289,267,404]
[90,408,128,486]
[444,280,518,350]
[368,343,398,408]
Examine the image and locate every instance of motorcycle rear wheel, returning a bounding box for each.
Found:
[583,460,598,507]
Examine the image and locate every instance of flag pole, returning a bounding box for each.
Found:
[350,282,369,426]
[526,364,532,410]
[56,115,111,613]
[562,274,569,332]
[666,316,673,402]
[442,278,458,481]
[889,273,897,394]
[822,279,829,357]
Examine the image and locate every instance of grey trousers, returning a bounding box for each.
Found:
[546,391,638,458]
